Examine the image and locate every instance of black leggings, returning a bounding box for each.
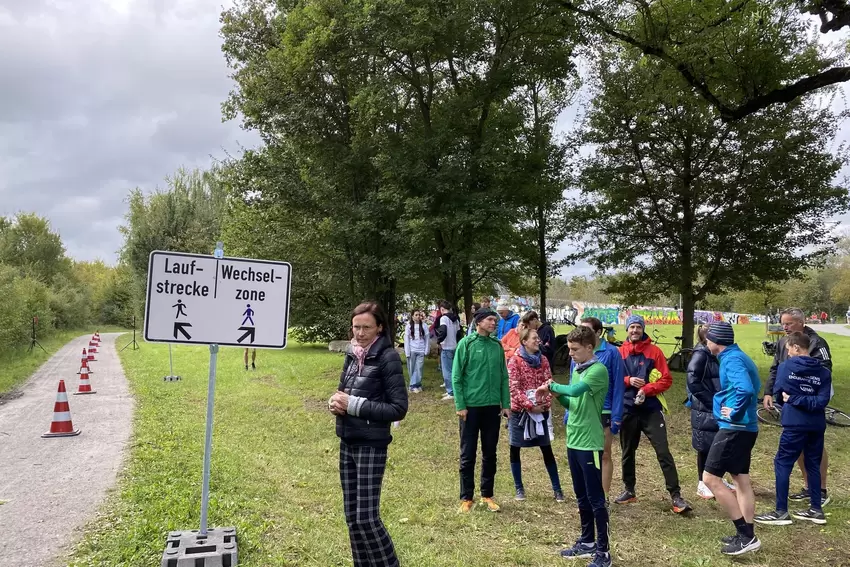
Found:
[510,444,556,466]
[697,450,709,481]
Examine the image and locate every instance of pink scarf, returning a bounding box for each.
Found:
[351,336,379,370]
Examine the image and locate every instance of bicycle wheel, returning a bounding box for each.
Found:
[757,405,782,427]
[825,406,850,427]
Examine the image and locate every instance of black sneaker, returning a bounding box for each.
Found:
[251,362,256,369]
[754,510,792,526]
[559,540,596,559]
[789,488,809,501]
[614,489,637,505]
[791,507,826,525]
[553,489,565,502]
[819,489,831,507]
[588,551,612,567]
[721,534,761,556]
[244,364,249,370]
[515,487,526,501]
[719,534,737,545]
[671,494,692,514]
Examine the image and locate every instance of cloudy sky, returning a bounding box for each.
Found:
[0,0,257,264]
[1,1,848,279]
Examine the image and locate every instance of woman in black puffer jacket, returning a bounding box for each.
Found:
[328,301,408,567]
[687,324,735,500]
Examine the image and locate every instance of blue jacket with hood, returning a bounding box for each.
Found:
[567,339,625,434]
[497,311,520,340]
[713,344,760,432]
[773,355,832,431]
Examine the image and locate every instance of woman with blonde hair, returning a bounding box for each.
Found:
[507,326,563,502]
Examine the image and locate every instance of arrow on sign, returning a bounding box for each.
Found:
[173,322,193,340]
[237,326,255,344]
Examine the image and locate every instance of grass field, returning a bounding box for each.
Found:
[69,325,850,566]
[0,326,128,395]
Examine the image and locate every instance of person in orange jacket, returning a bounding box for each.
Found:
[614,314,692,514]
[501,311,540,360]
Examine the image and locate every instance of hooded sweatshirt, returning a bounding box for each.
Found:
[436,312,461,351]
[619,333,672,414]
[497,311,520,340]
[773,355,832,431]
[404,320,430,356]
[766,326,831,394]
[713,344,760,432]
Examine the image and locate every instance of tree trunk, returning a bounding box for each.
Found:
[537,204,548,321]
[377,278,397,344]
[681,285,695,350]
[462,262,473,328]
[435,229,455,302]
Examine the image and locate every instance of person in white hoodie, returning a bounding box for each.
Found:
[404,309,430,393]
[436,300,461,401]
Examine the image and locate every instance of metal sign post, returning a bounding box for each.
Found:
[198,241,224,536]
[151,243,291,567]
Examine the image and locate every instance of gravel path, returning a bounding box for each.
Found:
[812,323,850,338]
[0,333,133,567]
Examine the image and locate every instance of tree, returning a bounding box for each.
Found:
[572,47,849,348]
[553,0,850,120]
[0,213,68,284]
[120,167,229,315]
[220,0,580,334]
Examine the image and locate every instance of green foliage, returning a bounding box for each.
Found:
[0,213,132,351]
[0,265,52,347]
[0,213,68,284]
[120,167,229,318]
[572,45,849,346]
[219,0,580,336]
[557,0,850,120]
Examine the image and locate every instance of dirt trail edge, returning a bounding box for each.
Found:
[0,333,133,567]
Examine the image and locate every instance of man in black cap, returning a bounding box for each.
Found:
[703,322,761,556]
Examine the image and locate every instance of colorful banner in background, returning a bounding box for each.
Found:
[546,302,759,325]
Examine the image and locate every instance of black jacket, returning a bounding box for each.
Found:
[766,326,832,394]
[686,343,721,452]
[537,322,556,367]
[335,335,408,447]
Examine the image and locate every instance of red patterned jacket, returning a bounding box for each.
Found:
[507,353,552,412]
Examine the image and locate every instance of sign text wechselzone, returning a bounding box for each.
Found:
[220,264,285,301]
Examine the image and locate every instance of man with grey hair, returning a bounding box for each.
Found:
[764,307,833,506]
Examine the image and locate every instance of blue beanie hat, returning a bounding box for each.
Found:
[625,314,645,329]
[706,322,735,346]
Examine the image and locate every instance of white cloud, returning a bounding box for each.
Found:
[0,0,258,264]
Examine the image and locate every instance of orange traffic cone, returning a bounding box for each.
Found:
[74,367,96,395]
[77,356,93,375]
[42,380,81,438]
[87,346,96,362]
[88,342,98,354]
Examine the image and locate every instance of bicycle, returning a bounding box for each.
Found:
[652,328,694,372]
[756,399,850,428]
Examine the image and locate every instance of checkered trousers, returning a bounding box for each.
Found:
[340,441,399,567]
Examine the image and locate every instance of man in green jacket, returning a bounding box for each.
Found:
[453,308,511,513]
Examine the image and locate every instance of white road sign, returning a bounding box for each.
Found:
[144,251,292,348]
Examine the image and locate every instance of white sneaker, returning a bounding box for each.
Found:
[441,393,454,400]
[723,479,737,492]
[697,481,714,500]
